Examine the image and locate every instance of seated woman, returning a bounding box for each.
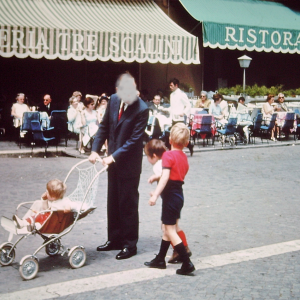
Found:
[194,91,211,109]
[276,93,288,112]
[67,96,82,134]
[236,96,248,114]
[262,94,277,141]
[80,97,99,154]
[209,93,227,127]
[11,93,30,138]
[95,95,108,123]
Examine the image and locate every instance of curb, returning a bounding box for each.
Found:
[0,140,299,158]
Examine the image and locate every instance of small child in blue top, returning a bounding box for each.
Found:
[144,123,195,275]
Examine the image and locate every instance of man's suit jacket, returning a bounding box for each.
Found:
[38,102,59,116]
[148,103,160,114]
[92,93,149,178]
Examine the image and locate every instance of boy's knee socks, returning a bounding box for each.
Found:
[170,230,188,248]
[177,230,188,247]
[174,242,190,264]
[158,239,171,259]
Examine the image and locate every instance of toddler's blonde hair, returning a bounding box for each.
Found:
[47,179,67,200]
[170,123,190,148]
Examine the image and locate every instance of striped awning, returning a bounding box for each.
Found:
[180,0,300,54]
[0,0,200,64]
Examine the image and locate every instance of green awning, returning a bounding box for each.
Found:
[180,0,300,54]
[0,0,200,64]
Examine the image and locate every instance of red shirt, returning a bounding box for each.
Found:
[162,150,189,182]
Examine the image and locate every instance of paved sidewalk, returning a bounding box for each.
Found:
[0,133,299,158]
[0,143,300,299]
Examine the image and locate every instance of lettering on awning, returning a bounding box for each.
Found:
[203,22,300,54]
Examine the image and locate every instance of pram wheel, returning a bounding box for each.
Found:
[0,243,15,266]
[45,237,61,256]
[19,256,39,280]
[69,247,86,269]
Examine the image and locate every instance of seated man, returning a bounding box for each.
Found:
[38,94,58,128]
[148,95,162,115]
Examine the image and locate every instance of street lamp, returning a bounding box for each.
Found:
[238,55,252,94]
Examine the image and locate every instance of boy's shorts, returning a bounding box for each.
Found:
[161,180,184,225]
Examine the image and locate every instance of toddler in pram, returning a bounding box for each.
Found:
[0,159,106,280]
[13,179,78,231]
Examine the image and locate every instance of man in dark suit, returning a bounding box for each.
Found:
[38,94,58,116]
[89,73,149,260]
[148,95,161,114]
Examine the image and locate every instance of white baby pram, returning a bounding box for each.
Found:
[0,159,107,280]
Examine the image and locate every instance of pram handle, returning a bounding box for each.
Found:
[63,159,107,184]
[16,201,35,215]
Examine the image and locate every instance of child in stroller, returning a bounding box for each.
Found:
[0,159,106,280]
[13,179,81,231]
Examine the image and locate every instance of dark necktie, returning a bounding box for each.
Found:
[118,102,125,121]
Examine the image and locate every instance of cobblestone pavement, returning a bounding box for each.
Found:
[0,144,300,299]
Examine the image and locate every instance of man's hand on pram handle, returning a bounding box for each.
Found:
[102,155,114,166]
[88,151,102,164]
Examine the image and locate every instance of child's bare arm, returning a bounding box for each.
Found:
[149,169,170,206]
[148,174,161,184]
[41,192,49,210]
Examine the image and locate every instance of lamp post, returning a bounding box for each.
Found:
[238,55,252,95]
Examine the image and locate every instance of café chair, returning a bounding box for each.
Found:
[217,117,238,147]
[249,113,263,144]
[192,115,214,147]
[144,115,162,142]
[278,112,295,141]
[260,113,277,143]
[19,112,40,148]
[30,120,56,157]
[50,110,69,147]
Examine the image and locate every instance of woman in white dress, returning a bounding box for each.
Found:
[95,95,108,123]
[67,96,82,134]
[262,94,277,141]
[11,93,30,128]
[80,97,99,154]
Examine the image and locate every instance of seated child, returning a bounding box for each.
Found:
[144,123,195,275]
[13,179,73,231]
[144,139,192,264]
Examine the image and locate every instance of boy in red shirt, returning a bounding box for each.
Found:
[144,123,195,275]
[144,139,192,264]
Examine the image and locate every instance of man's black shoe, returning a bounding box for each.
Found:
[96,241,122,251]
[176,261,195,275]
[116,248,137,260]
[144,255,166,269]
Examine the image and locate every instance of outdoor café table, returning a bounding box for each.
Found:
[190,114,216,139]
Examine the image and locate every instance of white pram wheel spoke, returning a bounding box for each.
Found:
[0,243,15,266]
[69,247,86,269]
[19,257,39,280]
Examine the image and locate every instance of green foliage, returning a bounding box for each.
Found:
[219,84,300,97]
[179,82,193,92]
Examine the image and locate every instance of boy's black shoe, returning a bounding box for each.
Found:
[176,261,195,275]
[144,255,166,269]
[168,246,192,264]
